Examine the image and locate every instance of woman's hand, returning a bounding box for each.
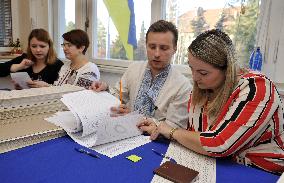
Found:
[27,80,50,88]
[110,104,130,117]
[11,80,23,90]
[89,81,108,92]
[10,59,34,72]
[150,122,172,140]
[137,118,157,136]
[20,59,34,68]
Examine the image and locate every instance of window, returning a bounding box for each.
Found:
[93,0,151,61]
[55,0,76,58]
[165,0,261,66]
[0,0,12,47]
[55,0,260,68]
[65,0,75,32]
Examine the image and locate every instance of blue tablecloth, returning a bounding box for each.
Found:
[0,136,279,183]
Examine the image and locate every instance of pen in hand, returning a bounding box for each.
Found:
[74,148,100,159]
[152,149,176,163]
[119,80,122,105]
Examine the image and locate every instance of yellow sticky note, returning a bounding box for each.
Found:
[126,155,142,162]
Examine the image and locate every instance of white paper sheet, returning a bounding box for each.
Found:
[46,90,149,157]
[91,135,151,158]
[277,172,284,183]
[10,72,31,89]
[151,142,216,183]
[61,90,120,137]
[62,113,144,148]
[95,113,142,145]
[46,111,81,133]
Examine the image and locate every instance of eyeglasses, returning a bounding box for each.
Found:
[61,42,73,48]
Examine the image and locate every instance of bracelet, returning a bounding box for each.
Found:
[169,127,178,140]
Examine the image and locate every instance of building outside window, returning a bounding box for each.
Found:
[62,0,260,67]
[65,0,75,32]
[165,0,261,66]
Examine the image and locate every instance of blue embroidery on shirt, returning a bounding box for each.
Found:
[133,64,171,117]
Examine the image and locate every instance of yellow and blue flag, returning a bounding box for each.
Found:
[103,0,137,60]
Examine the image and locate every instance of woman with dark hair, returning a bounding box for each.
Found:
[0,28,63,87]
[53,29,100,89]
[138,29,284,175]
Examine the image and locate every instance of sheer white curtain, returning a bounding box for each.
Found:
[256,0,284,91]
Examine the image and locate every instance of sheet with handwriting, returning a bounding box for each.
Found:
[45,90,150,157]
[151,141,216,183]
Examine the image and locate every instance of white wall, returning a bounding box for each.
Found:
[11,0,50,51]
[256,0,284,94]
[11,0,31,51]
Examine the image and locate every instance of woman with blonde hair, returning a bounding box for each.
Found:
[138,29,284,175]
[0,28,63,87]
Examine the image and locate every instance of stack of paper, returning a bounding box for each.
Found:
[0,85,84,153]
[151,142,216,183]
[46,90,151,157]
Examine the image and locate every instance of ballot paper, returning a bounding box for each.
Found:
[46,90,147,156]
[92,135,151,158]
[277,172,284,183]
[46,111,81,133]
[10,72,31,89]
[60,90,121,137]
[151,142,216,183]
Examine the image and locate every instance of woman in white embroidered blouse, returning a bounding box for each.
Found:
[53,29,100,89]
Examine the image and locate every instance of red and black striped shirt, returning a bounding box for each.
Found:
[188,72,284,175]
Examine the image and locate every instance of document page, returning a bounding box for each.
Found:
[10,72,31,89]
[46,90,147,154]
[46,111,81,133]
[61,90,120,137]
[95,113,143,146]
[92,135,151,158]
[63,112,144,148]
[151,142,216,183]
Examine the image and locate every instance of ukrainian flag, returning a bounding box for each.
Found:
[103,0,137,60]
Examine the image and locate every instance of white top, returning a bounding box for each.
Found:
[54,62,100,89]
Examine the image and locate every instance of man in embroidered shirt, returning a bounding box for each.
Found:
[90,20,191,130]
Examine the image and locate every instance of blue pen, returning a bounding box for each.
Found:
[74,148,100,159]
[152,149,176,163]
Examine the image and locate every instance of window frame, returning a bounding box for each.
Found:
[51,0,218,77]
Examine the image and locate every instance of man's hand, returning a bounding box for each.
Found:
[89,81,108,92]
[110,104,130,117]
